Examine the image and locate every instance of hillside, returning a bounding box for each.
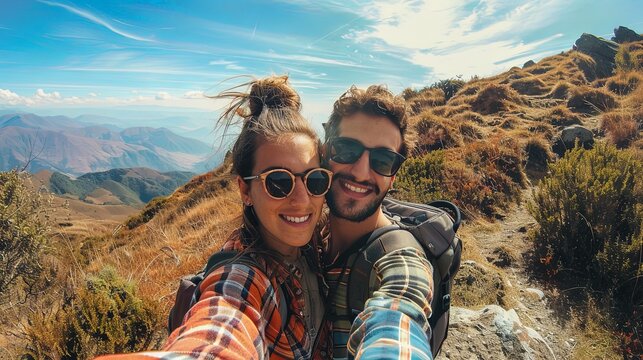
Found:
[1,27,641,359]
[0,113,214,175]
[44,167,195,207]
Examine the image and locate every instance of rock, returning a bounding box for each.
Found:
[518,226,528,233]
[573,33,619,78]
[441,305,556,359]
[523,60,536,68]
[611,26,642,44]
[553,125,594,156]
[524,287,545,301]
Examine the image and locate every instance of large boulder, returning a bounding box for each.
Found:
[611,26,642,44]
[573,33,619,78]
[440,305,556,359]
[552,125,594,156]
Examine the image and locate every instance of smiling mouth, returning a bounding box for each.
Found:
[340,179,373,195]
[280,214,311,224]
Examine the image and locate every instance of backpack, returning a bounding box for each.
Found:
[167,250,290,347]
[345,197,462,357]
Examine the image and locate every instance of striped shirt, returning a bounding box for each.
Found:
[321,231,434,360]
[96,238,331,360]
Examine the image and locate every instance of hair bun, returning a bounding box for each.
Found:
[248,75,301,116]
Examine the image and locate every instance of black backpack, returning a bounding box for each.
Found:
[345,197,462,357]
[167,250,290,350]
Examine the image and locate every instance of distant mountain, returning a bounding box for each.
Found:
[0,113,216,175]
[44,167,195,207]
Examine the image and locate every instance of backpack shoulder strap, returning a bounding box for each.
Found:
[347,227,424,317]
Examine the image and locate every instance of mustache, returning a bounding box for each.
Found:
[332,173,380,195]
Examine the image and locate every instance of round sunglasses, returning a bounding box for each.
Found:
[328,137,406,177]
[242,168,333,200]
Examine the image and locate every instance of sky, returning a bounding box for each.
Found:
[0,0,641,137]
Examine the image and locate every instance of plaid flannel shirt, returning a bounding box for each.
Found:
[322,232,434,360]
[96,237,331,360]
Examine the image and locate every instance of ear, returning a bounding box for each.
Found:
[387,175,396,191]
[237,176,251,205]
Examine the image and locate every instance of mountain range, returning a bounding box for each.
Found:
[35,167,195,207]
[0,113,222,176]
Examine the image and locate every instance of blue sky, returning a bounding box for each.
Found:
[0,0,641,135]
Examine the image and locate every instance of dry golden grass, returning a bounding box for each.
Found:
[412,111,464,151]
[407,88,446,114]
[510,76,549,95]
[548,81,574,99]
[567,86,618,113]
[606,71,642,95]
[538,105,583,127]
[601,111,640,148]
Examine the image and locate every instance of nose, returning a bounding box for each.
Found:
[350,151,371,181]
[289,176,311,206]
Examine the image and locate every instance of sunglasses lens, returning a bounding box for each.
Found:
[265,171,294,198]
[331,138,363,164]
[306,169,331,196]
[370,149,401,176]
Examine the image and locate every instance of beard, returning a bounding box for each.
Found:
[325,174,387,222]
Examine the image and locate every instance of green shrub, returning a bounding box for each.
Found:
[21,267,163,359]
[430,78,466,101]
[125,196,168,229]
[529,142,642,294]
[395,151,446,204]
[0,170,51,302]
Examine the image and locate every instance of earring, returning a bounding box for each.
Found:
[245,201,253,206]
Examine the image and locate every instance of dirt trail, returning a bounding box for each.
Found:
[440,189,577,359]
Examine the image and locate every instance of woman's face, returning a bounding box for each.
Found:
[238,133,324,258]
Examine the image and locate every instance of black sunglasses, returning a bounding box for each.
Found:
[328,137,406,176]
[243,168,333,200]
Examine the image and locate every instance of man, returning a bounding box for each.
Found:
[321,85,434,359]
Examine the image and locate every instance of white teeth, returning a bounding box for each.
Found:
[345,182,368,193]
[284,215,310,223]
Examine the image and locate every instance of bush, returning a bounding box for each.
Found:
[528,143,642,295]
[0,170,51,302]
[125,196,168,229]
[567,86,618,113]
[21,267,163,359]
[430,78,466,101]
[600,112,639,149]
[395,151,446,204]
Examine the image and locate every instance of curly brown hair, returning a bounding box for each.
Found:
[324,84,416,157]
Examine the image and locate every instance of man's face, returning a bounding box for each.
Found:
[325,112,402,222]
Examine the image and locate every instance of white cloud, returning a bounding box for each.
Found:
[225,64,246,71]
[89,92,98,97]
[38,0,154,42]
[184,91,205,99]
[349,0,571,79]
[0,88,216,110]
[156,91,171,100]
[209,60,235,66]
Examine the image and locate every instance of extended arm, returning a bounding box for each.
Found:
[348,247,434,360]
[95,264,279,360]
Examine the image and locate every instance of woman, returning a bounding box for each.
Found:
[97,76,331,359]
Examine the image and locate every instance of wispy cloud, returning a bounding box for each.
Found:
[0,88,215,110]
[348,0,572,79]
[38,0,155,42]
